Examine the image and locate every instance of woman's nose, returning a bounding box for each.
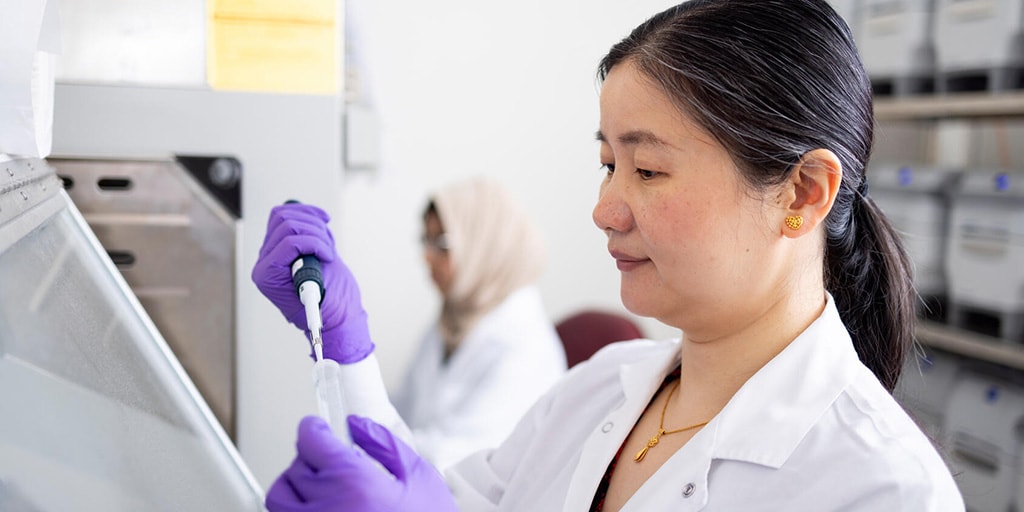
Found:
[592,175,632,234]
[423,246,442,266]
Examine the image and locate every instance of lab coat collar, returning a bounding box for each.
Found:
[709,293,861,468]
[619,343,684,407]
[562,341,683,512]
[563,296,864,511]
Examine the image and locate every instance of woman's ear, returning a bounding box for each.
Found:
[780,149,842,238]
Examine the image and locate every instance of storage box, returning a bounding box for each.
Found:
[946,171,1024,342]
[944,372,1024,512]
[934,0,1024,91]
[895,349,962,440]
[870,165,957,299]
[858,0,936,95]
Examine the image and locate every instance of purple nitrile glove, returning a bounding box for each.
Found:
[265,415,458,512]
[251,203,374,363]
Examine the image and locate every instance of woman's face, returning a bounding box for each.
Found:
[422,211,454,295]
[593,61,783,337]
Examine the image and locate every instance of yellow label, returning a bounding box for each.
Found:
[207,18,337,95]
[210,0,335,24]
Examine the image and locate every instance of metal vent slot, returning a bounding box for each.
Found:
[106,250,136,269]
[97,177,133,191]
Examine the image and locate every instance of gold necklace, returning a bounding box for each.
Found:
[633,379,709,462]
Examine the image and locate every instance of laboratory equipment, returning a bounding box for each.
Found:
[288,224,352,445]
[934,0,1024,92]
[858,0,937,96]
[0,157,262,510]
[292,253,353,444]
[828,0,861,43]
[870,165,958,313]
[894,348,962,441]
[311,358,352,444]
[50,157,239,438]
[944,371,1024,512]
[51,82,344,486]
[946,171,1024,343]
[293,254,325,354]
[1018,447,1024,512]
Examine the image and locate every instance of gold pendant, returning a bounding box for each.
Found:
[634,431,663,462]
[634,446,648,462]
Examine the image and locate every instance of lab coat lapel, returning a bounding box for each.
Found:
[710,296,859,467]
[560,342,681,511]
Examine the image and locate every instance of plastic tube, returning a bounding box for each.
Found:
[312,357,352,445]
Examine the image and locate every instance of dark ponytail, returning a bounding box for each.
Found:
[825,189,916,391]
[598,0,915,391]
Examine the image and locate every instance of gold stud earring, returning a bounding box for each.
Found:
[785,215,803,230]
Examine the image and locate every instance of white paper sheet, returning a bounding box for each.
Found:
[0,0,61,158]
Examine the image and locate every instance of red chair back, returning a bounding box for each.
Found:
[555,310,644,368]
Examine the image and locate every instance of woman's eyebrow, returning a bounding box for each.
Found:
[595,129,673,149]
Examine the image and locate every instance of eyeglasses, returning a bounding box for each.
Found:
[420,233,450,252]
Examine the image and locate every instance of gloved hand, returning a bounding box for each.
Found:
[265,415,458,512]
[252,203,374,363]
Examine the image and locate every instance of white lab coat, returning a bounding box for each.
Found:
[392,285,567,471]
[445,295,965,511]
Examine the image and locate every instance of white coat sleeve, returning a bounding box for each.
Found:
[336,353,415,447]
[411,337,560,471]
[444,374,564,510]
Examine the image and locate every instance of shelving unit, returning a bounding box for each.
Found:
[875,92,1024,120]
[916,320,1024,371]
[874,92,1024,372]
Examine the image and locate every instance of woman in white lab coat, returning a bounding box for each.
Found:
[253,0,965,510]
[392,177,566,471]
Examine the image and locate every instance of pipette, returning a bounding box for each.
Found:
[288,203,352,444]
[291,255,326,359]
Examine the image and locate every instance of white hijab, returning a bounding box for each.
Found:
[432,177,546,345]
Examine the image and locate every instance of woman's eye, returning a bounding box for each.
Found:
[638,168,657,180]
[601,163,615,175]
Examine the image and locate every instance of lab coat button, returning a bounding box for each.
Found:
[601,422,614,433]
[682,482,696,498]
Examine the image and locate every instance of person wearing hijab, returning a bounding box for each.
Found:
[393,177,567,471]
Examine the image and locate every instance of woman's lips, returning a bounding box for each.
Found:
[609,249,649,272]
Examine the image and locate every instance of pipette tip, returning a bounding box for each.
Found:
[312,333,324,362]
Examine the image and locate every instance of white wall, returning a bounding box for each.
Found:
[338,0,683,392]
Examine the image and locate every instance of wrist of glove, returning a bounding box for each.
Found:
[265,415,457,512]
[320,311,374,363]
[252,203,375,364]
